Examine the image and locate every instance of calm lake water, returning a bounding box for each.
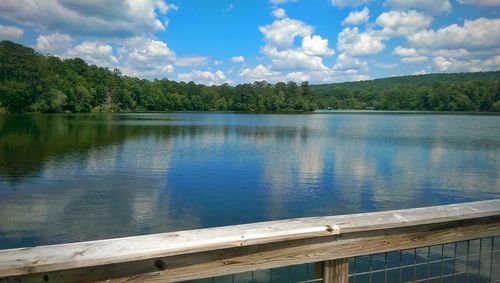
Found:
[0,112,499,249]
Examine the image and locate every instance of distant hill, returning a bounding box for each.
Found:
[312,71,500,94]
[1,40,499,113]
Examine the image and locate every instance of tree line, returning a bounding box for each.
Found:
[1,40,499,113]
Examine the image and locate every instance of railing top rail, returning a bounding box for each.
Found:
[1,199,499,277]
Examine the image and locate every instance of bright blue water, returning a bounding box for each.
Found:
[0,112,499,249]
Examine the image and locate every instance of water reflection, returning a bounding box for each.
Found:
[0,113,499,248]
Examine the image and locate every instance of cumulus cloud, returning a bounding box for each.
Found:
[375,62,398,68]
[175,56,209,67]
[342,7,370,25]
[458,0,500,5]
[239,65,281,81]
[0,25,23,40]
[35,33,118,67]
[392,46,428,63]
[254,15,335,76]
[244,13,366,83]
[259,18,313,49]
[301,35,335,56]
[0,0,177,37]
[400,18,500,72]
[408,18,500,50]
[272,8,287,18]
[35,33,73,54]
[261,45,328,71]
[119,37,176,78]
[67,41,119,66]
[331,0,371,8]
[123,37,175,63]
[177,70,228,85]
[231,56,245,63]
[401,56,428,63]
[333,53,368,71]
[240,65,337,83]
[337,27,384,56]
[122,64,174,78]
[392,46,418,57]
[433,55,500,72]
[154,1,178,13]
[376,10,432,37]
[384,0,452,13]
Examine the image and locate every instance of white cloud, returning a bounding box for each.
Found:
[331,68,371,82]
[36,34,118,67]
[337,27,384,56]
[239,65,281,81]
[0,0,177,37]
[248,13,362,83]
[400,18,500,72]
[123,37,176,63]
[342,7,370,25]
[392,46,428,63]
[239,63,372,84]
[301,35,335,56]
[259,17,313,49]
[401,56,428,63]
[262,45,328,71]
[35,33,73,54]
[408,18,500,50]
[333,53,368,71]
[231,56,245,63]
[375,62,398,68]
[119,37,176,78]
[67,41,119,66]
[272,8,287,18]
[177,70,228,85]
[433,55,500,72]
[392,46,418,57]
[376,10,432,37]
[175,56,209,67]
[0,25,23,40]
[154,1,178,13]
[331,0,371,8]
[384,0,452,13]
[256,16,334,73]
[458,0,500,5]
[121,64,174,78]
[285,71,311,82]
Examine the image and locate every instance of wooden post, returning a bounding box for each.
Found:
[323,258,348,283]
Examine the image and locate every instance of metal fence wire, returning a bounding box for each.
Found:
[188,236,500,283]
[349,236,500,283]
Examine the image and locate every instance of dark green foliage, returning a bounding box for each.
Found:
[0,40,499,113]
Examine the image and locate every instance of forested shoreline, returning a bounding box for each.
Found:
[1,40,499,113]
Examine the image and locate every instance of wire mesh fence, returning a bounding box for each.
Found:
[186,236,500,283]
[349,236,500,283]
[187,262,323,283]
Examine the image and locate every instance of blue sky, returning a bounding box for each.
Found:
[0,0,499,85]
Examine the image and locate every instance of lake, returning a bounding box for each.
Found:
[0,112,499,250]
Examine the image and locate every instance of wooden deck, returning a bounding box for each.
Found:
[1,199,499,282]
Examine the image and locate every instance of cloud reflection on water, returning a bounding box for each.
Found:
[0,113,498,248]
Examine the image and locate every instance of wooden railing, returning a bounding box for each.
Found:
[0,199,499,282]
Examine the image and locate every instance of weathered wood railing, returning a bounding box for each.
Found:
[0,199,499,282]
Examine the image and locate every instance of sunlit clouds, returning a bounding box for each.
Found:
[0,0,498,84]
